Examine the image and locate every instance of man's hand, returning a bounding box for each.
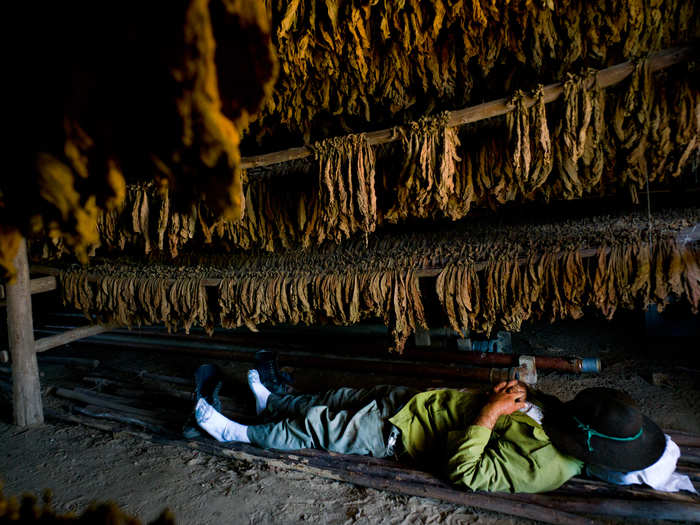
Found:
[474,380,528,430]
[503,381,528,397]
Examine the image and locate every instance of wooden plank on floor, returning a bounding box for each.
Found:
[44,407,700,524]
[44,408,598,525]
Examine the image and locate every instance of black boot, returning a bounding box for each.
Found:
[183,364,223,438]
[255,350,293,395]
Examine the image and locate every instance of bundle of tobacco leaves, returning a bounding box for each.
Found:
[0,224,23,280]
[96,183,199,258]
[552,70,606,199]
[506,85,553,198]
[303,134,377,245]
[222,171,309,252]
[612,60,654,203]
[2,0,276,280]
[456,131,516,210]
[384,113,461,222]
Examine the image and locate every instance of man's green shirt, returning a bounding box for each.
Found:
[388,389,583,493]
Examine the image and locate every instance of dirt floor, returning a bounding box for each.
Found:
[1,313,699,525]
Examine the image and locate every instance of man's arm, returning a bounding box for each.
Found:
[446,381,580,493]
[473,380,526,430]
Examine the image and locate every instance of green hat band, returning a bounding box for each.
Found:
[573,416,643,452]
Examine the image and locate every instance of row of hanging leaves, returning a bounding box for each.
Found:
[437,237,699,337]
[58,207,699,351]
[61,271,214,335]
[49,133,377,258]
[218,268,425,352]
[384,63,698,221]
[10,0,697,282]
[255,0,697,142]
[39,63,698,260]
[60,265,426,352]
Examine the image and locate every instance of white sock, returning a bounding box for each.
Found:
[248,369,271,415]
[195,398,250,443]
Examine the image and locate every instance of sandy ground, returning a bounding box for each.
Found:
[1,314,699,525]
[1,422,508,524]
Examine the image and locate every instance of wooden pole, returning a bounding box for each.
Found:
[34,324,110,353]
[28,276,57,295]
[5,238,43,426]
[0,275,56,300]
[29,245,605,285]
[240,46,694,170]
[30,264,221,287]
[52,387,177,421]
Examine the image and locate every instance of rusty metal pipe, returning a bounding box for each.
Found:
[36,323,601,374]
[55,334,526,385]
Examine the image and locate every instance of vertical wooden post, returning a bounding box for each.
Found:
[6,238,43,426]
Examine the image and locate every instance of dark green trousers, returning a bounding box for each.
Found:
[247,385,418,457]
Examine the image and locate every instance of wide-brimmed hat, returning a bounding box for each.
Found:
[542,387,665,471]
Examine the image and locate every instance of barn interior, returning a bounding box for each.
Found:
[1,1,699,523]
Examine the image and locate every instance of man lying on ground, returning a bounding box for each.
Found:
[187,361,696,494]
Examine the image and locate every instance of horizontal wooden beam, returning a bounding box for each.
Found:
[240,46,695,170]
[29,245,604,288]
[0,275,56,301]
[30,265,222,287]
[414,247,601,278]
[445,46,693,129]
[34,324,111,353]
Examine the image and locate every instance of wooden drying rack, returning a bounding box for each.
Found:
[1,45,696,429]
[3,220,699,417]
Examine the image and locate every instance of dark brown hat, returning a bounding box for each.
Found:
[542,387,666,472]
